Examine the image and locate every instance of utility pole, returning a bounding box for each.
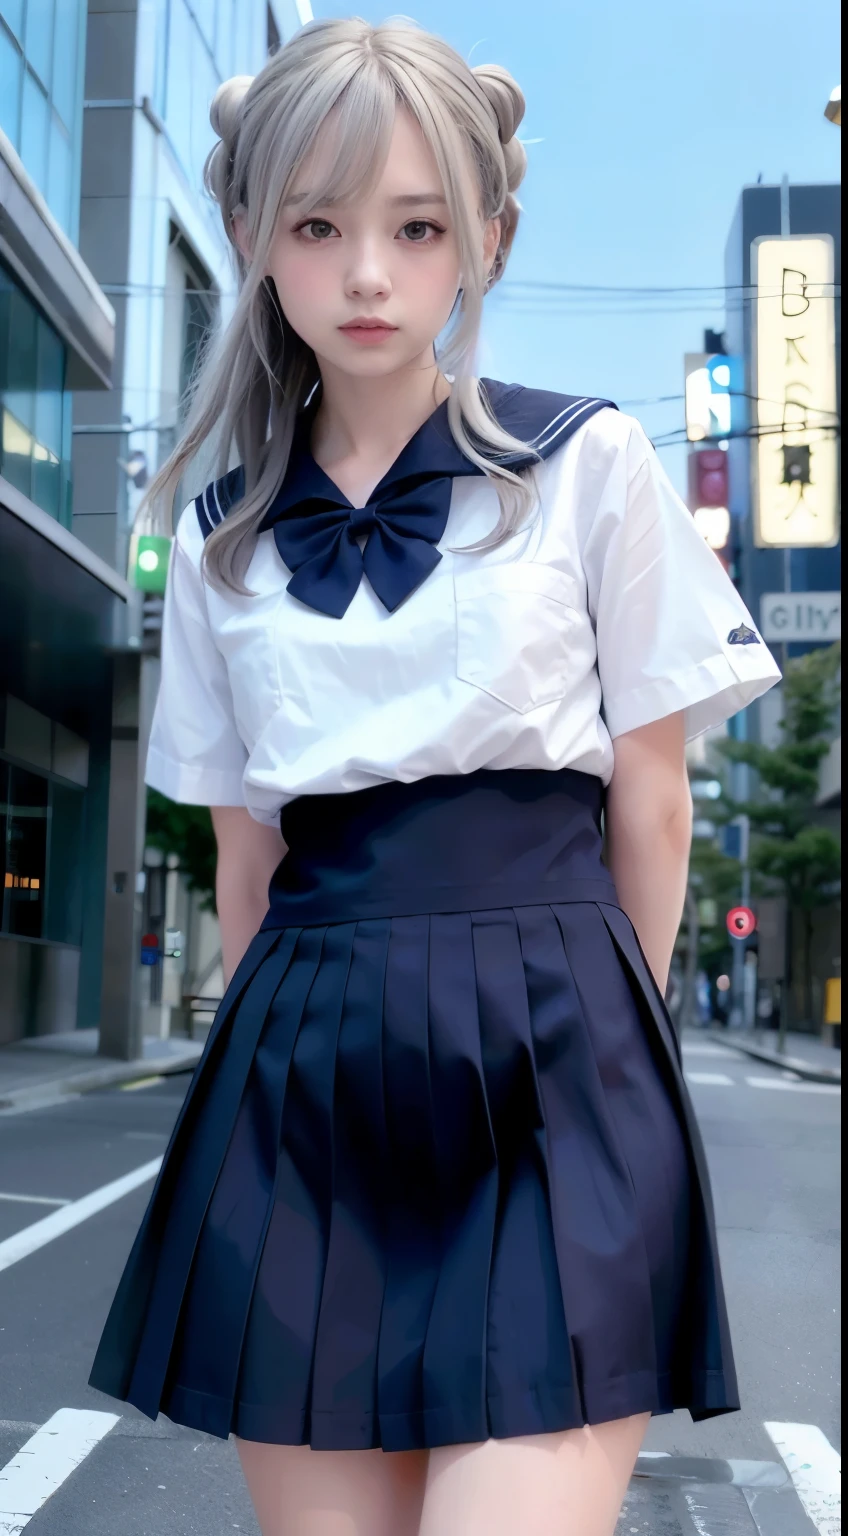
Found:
[729,807,751,1029]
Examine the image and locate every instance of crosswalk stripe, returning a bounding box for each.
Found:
[745,1077,841,1096]
[0,1194,71,1208]
[683,1071,841,1097]
[0,1408,119,1533]
[0,1158,162,1275]
[764,1422,841,1535]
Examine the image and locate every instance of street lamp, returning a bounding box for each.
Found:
[824,85,840,125]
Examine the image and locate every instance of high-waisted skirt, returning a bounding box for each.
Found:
[90,768,739,1450]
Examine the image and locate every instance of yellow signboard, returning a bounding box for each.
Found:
[752,235,838,548]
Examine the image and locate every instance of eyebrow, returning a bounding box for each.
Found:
[387,193,448,207]
[282,191,448,209]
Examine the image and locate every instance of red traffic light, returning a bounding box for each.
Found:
[726,906,757,940]
[690,449,729,508]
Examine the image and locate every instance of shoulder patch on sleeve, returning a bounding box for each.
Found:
[482,381,618,466]
[194,465,246,540]
[728,623,761,646]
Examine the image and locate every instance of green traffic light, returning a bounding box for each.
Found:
[129,534,173,594]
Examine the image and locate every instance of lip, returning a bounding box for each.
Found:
[338,318,398,345]
[339,318,398,331]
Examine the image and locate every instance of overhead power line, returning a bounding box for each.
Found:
[649,422,841,449]
[498,279,841,296]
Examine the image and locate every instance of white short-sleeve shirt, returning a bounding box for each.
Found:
[147,403,780,826]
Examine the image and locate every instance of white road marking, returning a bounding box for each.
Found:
[0,1093,83,1121]
[764,1422,841,1535]
[0,1408,119,1533]
[0,1158,162,1275]
[681,1043,737,1059]
[0,1194,71,1208]
[746,1077,841,1097]
[683,1489,715,1535]
[685,1072,735,1086]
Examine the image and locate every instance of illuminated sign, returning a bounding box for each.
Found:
[752,236,838,548]
[684,353,743,441]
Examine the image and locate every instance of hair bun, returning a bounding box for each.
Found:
[210,75,253,144]
[472,63,525,146]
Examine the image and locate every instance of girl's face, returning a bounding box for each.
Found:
[263,105,499,380]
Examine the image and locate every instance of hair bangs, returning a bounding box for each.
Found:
[286,68,396,215]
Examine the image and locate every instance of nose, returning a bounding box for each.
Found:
[343,237,392,301]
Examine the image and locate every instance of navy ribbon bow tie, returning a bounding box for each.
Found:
[257,436,479,619]
[221,385,616,618]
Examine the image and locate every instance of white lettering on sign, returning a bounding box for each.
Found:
[752,235,839,549]
[760,591,841,643]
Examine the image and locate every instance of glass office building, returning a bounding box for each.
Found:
[0,1,85,528]
[0,0,86,238]
[0,261,72,526]
[1,0,306,1048]
[1,1,119,1044]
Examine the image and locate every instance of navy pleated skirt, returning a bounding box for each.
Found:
[90,769,739,1449]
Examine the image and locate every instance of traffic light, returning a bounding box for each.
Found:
[129,534,172,594]
[691,449,729,507]
[688,449,731,553]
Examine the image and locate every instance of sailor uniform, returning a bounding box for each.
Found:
[90,381,780,1449]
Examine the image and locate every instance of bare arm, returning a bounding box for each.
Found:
[604,712,692,995]
[211,807,287,986]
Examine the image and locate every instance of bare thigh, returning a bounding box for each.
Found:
[235,1438,428,1536]
[418,1413,651,1536]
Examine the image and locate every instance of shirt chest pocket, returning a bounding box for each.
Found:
[453,563,582,715]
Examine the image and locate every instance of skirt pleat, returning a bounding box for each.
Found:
[376,917,442,1448]
[598,903,736,1411]
[470,909,574,1439]
[91,901,738,1449]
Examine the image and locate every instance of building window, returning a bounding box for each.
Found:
[0,702,88,946]
[0,259,72,525]
[158,225,218,468]
[0,0,83,237]
[1,761,48,939]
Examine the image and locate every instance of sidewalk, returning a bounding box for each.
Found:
[0,1029,203,1113]
[705,1025,841,1085]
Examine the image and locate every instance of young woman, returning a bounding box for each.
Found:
[90,18,780,1535]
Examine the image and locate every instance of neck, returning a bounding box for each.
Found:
[310,351,450,473]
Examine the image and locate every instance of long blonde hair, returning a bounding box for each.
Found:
[144,17,535,593]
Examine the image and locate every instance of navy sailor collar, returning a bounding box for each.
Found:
[196,381,616,618]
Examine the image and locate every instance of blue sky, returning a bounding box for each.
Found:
[310,0,841,492]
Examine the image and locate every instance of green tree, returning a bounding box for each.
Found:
[145,789,217,911]
[720,642,841,1036]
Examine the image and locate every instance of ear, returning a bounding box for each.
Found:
[231,208,252,263]
[482,215,502,277]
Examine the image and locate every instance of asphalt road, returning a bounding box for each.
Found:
[0,1033,840,1535]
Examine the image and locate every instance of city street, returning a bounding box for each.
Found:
[0,1035,840,1535]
